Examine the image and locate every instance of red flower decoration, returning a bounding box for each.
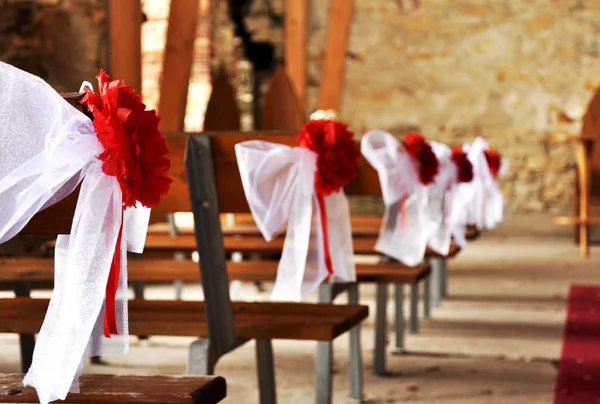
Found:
[298,120,360,196]
[403,132,439,185]
[80,70,172,209]
[484,148,502,178]
[450,146,474,183]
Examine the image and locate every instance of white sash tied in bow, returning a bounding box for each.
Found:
[426,142,459,255]
[462,137,509,230]
[0,62,150,404]
[361,130,436,266]
[235,140,356,301]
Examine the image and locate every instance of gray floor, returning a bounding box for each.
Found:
[1,215,595,403]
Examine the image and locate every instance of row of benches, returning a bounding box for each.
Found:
[1,125,485,403]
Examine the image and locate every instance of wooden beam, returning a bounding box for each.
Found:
[158,0,201,131]
[284,0,308,108]
[109,0,142,92]
[317,0,354,111]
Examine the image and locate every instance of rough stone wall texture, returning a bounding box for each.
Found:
[237,0,600,214]
[0,0,107,92]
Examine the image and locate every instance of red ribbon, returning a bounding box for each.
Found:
[103,210,124,338]
[316,193,334,275]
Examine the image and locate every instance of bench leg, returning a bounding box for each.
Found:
[187,339,216,375]
[409,283,419,334]
[430,258,442,307]
[440,258,448,299]
[256,339,277,404]
[173,281,184,300]
[392,284,405,354]
[14,281,35,373]
[347,284,363,402]
[173,251,186,300]
[132,282,149,341]
[423,275,431,319]
[373,283,388,376]
[315,340,333,404]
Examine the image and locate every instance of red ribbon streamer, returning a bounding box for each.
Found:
[103,211,124,338]
[316,193,334,276]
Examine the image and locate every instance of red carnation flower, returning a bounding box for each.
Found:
[484,148,502,178]
[450,146,473,183]
[81,70,172,209]
[403,132,439,185]
[298,120,360,196]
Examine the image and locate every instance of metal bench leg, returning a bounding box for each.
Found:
[187,339,216,375]
[392,284,405,354]
[440,258,448,298]
[256,339,277,404]
[347,284,363,402]
[132,281,149,341]
[373,283,388,375]
[316,340,333,404]
[430,258,442,307]
[173,280,184,300]
[14,282,34,373]
[409,283,419,334]
[316,284,336,404]
[423,275,431,319]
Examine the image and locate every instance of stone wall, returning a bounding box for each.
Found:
[233,0,600,213]
[0,0,107,92]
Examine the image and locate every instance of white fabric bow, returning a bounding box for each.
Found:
[460,137,508,230]
[426,141,460,254]
[0,62,150,404]
[235,140,356,301]
[361,130,436,266]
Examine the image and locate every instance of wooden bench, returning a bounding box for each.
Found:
[548,86,600,257]
[0,373,226,404]
[0,157,227,403]
[0,132,369,404]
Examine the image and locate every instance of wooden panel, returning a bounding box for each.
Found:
[0,373,226,404]
[0,298,368,341]
[317,0,354,110]
[203,66,241,131]
[158,0,201,132]
[284,0,308,106]
[19,189,79,235]
[0,257,427,284]
[109,0,142,92]
[150,134,190,221]
[142,232,459,259]
[260,66,306,131]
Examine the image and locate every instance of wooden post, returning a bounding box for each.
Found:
[109,0,142,92]
[576,139,592,257]
[158,0,201,132]
[284,0,308,108]
[317,0,354,111]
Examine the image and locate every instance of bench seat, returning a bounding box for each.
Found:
[0,258,429,285]
[0,373,226,404]
[139,234,463,259]
[0,298,368,341]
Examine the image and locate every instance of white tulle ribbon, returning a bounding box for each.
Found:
[235,140,356,301]
[361,130,436,266]
[426,141,458,255]
[461,137,508,230]
[0,62,149,404]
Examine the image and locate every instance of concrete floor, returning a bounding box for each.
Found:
[1,219,598,403]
